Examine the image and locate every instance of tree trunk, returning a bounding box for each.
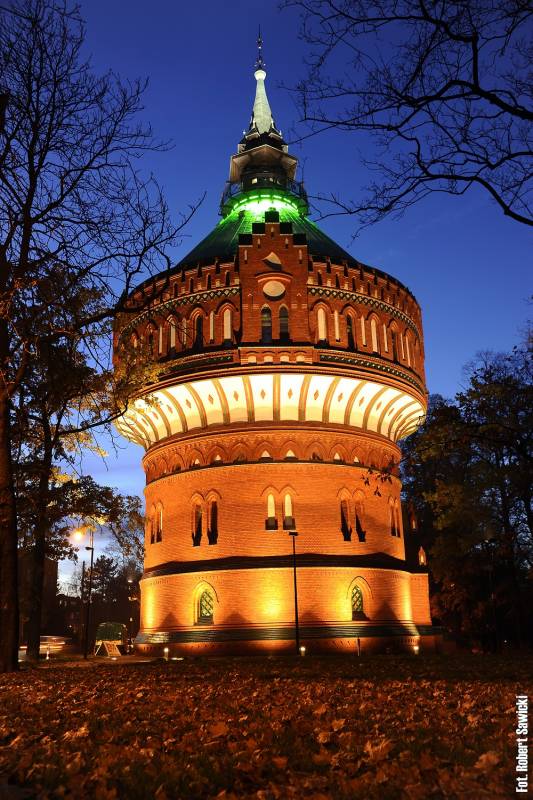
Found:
[25,523,46,662]
[26,411,54,663]
[0,389,19,672]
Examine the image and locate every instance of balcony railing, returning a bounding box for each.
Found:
[220,175,308,214]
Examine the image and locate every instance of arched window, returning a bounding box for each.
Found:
[223,308,232,343]
[355,499,366,542]
[147,327,156,356]
[261,306,272,344]
[370,318,379,353]
[360,317,367,347]
[158,325,164,354]
[390,503,397,537]
[279,307,290,342]
[181,318,188,349]
[340,500,351,541]
[317,307,327,342]
[334,310,340,341]
[149,506,156,545]
[405,333,412,366]
[347,316,355,351]
[283,494,295,530]
[418,547,427,566]
[391,329,399,362]
[169,318,177,350]
[194,316,203,350]
[192,504,202,546]
[265,493,277,530]
[209,310,215,343]
[395,501,402,538]
[351,585,365,620]
[208,501,218,545]
[155,504,163,543]
[198,590,214,624]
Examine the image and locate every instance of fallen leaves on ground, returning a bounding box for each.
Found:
[0,653,530,798]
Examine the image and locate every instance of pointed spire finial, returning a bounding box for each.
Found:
[255,26,265,71]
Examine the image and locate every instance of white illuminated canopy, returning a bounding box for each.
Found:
[115,372,425,450]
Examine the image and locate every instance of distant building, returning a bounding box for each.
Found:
[53,593,82,639]
[18,550,58,641]
[114,43,438,655]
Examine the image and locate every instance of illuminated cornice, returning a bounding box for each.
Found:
[115,371,426,450]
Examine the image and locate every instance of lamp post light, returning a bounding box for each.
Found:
[127,578,134,652]
[74,526,95,660]
[83,528,95,659]
[288,530,300,655]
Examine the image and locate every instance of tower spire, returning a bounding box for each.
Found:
[250,29,275,136]
[255,26,265,71]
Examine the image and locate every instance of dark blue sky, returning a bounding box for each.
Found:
[65,1,531,571]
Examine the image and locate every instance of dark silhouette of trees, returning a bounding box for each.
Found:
[0,0,198,672]
[13,333,145,662]
[287,1,533,229]
[402,343,533,649]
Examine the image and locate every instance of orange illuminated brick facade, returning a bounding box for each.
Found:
[114,55,438,656]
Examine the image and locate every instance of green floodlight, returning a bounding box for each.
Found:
[226,191,302,219]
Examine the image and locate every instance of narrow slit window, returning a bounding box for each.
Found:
[223,308,232,343]
[194,316,203,350]
[208,501,218,545]
[283,494,295,530]
[266,493,277,530]
[156,505,163,543]
[169,319,177,349]
[371,318,379,353]
[261,306,272,344]
[334,310,340,341]
[317,307,327,342]
[347,316,355,350]
[341,500,351,541]
[192,505,202,546]
[360,317,367,346]
[355,504,366,542]
[279,307,290,342]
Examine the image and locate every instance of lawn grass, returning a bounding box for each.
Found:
[0,653,530,798]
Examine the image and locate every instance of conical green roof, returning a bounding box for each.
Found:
[178,189,359,270]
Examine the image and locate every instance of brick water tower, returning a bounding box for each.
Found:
[114,41,437,655]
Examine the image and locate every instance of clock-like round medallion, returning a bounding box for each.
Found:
[262,280,285,299]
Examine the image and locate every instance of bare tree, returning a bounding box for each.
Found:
[286,1,533,229]
[0,0,198,672]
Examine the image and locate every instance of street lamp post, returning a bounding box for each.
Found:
[79,560,86,648]
[288,530,300,655]
[127,579,134,652]
[83,529,95,659]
